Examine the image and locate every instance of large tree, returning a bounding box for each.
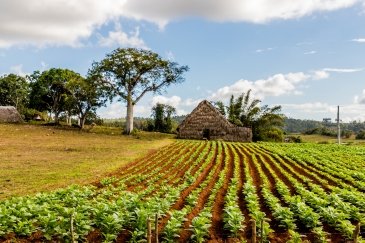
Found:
[28,68,81,124]
[91,48,189,134]
[0,74,29,112]
[215,89,285,141]
[66,75,107,128]
[152,103,176,133]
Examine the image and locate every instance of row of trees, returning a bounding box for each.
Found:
[0,48,189,133]
[0,69,106,128]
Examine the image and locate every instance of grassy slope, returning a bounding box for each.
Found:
[0,123,174,199]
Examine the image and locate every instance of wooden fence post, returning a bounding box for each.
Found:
[147,217,151,243]
[155,214,159,243]
[70,211,76,243]
[251,219,256,243]
[353,222,361,243]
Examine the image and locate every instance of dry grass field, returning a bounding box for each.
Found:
[299,134,365,145]
[0,123,174,199]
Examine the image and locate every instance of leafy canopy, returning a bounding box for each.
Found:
[91,48,189,105]
[0,73,29,112]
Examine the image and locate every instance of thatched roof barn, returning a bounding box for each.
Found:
[177,100,252,142]
[0,106,22,123]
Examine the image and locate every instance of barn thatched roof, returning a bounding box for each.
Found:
[178,100,234,129]
[0,106,22,123]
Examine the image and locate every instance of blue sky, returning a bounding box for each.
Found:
[1,0,365,121]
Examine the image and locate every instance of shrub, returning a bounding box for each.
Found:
[355,130,365,140]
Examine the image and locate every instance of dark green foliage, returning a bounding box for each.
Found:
[304,127,352,138]
[285,118,365,134]
[0,74,29,114]
[28,68,106,127]
[28,68,78,124]
[304,127,337,136]
[66,75,108,128]
[284,118,323,133]
[215,89,285,142]
[355,130,365,139]
[341,130,352,138]
[151,103,177,133]
[213,101,226,117]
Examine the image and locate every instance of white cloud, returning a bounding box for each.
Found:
[312,70,330,80]
[282,102,335,113]
[0,0,363,48]
[354,89,365,104]
[98,103,125,119]
[0,0,127,48]
[151,95,200,115]
[208,66,363,104]
[40,61,49,71]
[152,95,182,107]
[322,67,363,73]
[10,64,28,77]
[281,102,365,122]
[122,0,361,27]
[209,72,311,101]
[98,102,150,118]
[311,67,363,80]
[255,47,274,53]
[304,50,317,55]
[98,23,147,49]
[352,38,365,43]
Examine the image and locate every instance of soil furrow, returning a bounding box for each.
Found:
[166,142,210,186]
[177,146,225,242]
[156,142,218,238]
[254,145,338,188]
[112,142,183,177]
[208,143,235,241]
[239,146,276,230]
[231,144,251,239]
[124,142,196,189]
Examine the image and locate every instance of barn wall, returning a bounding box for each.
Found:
[0,106,22,123]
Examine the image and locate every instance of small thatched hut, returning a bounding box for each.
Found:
[0,106,22,123]
[177,100,252,142]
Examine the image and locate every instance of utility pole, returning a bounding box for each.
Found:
[337,105,341,145]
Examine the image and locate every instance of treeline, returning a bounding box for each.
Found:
[284,118,365,139]
[0,69,107,129]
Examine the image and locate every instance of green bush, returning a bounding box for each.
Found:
[355,130,365,140]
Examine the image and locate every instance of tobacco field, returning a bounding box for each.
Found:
[0,140,364,242]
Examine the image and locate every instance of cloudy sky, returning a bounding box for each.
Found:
[1,0,365,121]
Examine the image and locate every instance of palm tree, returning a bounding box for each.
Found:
[214,89,285,141]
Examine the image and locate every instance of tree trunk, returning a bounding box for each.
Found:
[80,115,86,129]
[54,112,60,124]
[125,98,134,134]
